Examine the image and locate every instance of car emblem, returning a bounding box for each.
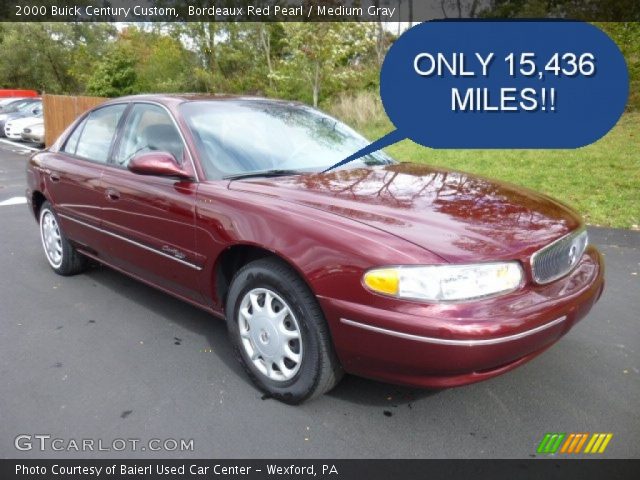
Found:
[568,244,578,266]
[161,245,186,260]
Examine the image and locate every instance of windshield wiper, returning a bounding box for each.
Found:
[223,169,303,180]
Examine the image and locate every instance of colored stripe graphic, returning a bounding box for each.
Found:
[574,433,589,453]
[560,434,575,453]
[537,433,553,453]
[537,433,566,454]
[598,434,613,453]
[560,433,589,453]
[584,433,613,454]
[538,433,612,454]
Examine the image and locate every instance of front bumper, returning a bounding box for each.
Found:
[5,126,23,139]
[320,246,604,388]
[21,132,44,144]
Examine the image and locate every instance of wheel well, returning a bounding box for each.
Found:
[214,245,282,308]
[32,191,46,220]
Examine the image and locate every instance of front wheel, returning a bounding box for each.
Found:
[39,201,87,276]
[226,258,343,404]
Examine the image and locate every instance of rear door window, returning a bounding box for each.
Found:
[62,119,85,155]
[65,104,127,163]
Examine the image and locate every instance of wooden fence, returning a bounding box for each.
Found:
[43,94,107,147]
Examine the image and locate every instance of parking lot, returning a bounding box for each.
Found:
[1,141,639,459]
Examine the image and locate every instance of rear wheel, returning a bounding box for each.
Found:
[226,257,343,404]
[39,201,87,276]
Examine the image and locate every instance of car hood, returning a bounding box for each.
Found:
[227,163,581,262]
[9,116,41,128]
[7,112,32,120]
[24,122,44,131]
[1,112,29,122]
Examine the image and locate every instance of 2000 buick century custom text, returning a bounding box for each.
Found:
[26,95,604,403]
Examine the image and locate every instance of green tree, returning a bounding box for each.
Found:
[66,23,118,91]
[279,23,377,107]
[139,34,197,92]
[0,23,114,93]
[87,45,138,97]
[116,27,197,93]
[597,22,640,110]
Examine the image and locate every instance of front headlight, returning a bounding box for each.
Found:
[363,262,523,302]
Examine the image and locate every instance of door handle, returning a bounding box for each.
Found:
[49,172,60,183]
[105,188,120,201]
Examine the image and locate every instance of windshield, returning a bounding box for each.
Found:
[20,102,41,113]
[180,100,393,179]
[1,100,37,113]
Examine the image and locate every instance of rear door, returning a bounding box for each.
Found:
[45,103,128,256]
[99,102,205,303]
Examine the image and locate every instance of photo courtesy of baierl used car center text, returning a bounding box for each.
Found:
[0,1,638,479]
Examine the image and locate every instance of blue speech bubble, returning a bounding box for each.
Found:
[326,20,629,171]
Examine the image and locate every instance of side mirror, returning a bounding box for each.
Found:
[128,151,192,180]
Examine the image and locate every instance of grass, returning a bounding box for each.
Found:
[328,93,639,229]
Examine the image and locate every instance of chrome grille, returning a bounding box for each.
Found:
[531,229,588,284]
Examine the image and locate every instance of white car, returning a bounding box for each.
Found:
[4,115,43,140]
[21,121,45,145]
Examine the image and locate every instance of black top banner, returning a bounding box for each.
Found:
[1,0,639,22]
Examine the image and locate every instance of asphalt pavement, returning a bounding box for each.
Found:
[0,141,638,459]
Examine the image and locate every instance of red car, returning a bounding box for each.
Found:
[0,89,39,98]
[26,95,604,403]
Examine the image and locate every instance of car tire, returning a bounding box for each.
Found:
[226,257,343,404]
[39,201,87,276]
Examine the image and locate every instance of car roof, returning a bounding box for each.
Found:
[104,93,303,109]
[0,97,25,103]
[4,98,31,106]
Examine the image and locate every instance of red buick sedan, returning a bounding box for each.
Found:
[26,95,604,403]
